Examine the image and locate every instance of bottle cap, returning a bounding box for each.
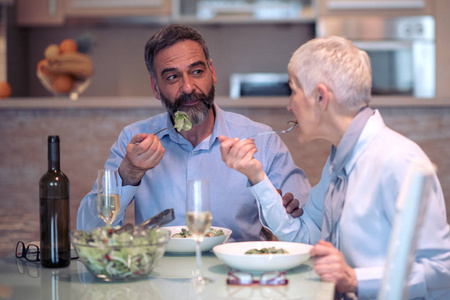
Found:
[48,135,60,143]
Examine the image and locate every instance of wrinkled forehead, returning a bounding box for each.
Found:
[154,40,208,75]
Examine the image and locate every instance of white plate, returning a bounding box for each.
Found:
[164,226,232,254]
[213,241,312,272]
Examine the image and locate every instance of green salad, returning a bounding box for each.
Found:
[171,227,225,238]
[245,246,289,255]
[174,111,192,132]
[72,226,169,280]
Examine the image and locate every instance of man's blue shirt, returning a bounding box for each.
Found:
[77,104,310,242]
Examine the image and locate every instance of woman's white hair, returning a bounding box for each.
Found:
[288,36,372,110]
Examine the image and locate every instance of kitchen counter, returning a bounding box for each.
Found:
[0,251,335,300]
[1,96,449,109]
[0,96,289,109]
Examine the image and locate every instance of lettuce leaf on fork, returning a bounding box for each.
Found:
[174,111,192,132]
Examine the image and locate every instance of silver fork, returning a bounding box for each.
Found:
[153,126,175,135]
[242,121,298,140]
[135,126,175,145]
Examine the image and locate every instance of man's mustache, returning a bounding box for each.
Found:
[174,92,203,106]
[173,92,211,110]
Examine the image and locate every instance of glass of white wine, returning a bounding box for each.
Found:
[97,169,120,226]
[186,179,212,285]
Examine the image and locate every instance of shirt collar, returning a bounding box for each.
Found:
[344,109,385,174]
[197,104,231,150]
[153,113,175,139]
[211,104,231,144]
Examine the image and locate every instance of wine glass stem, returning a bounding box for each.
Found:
[195,240,202,278]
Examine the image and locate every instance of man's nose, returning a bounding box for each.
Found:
[180,76,194,94]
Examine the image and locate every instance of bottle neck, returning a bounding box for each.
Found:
[48,140,61,171]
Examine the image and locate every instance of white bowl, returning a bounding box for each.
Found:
[164,226,232,254]
[213,241,312,272]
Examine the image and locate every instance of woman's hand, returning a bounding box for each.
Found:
[218,135,265,185]
[310,240,358,294]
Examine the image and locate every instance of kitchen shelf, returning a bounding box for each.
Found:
[173,15,316,25]
[174,0,316,25]
[0,96,289,109]
[1,96,449,110]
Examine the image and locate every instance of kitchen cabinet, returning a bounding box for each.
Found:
[175,0,315,24]
[16,0,316,26]
[65,0,171,18]
[15,0,171,26]
[16,0,66,26]
[318,0,434,17]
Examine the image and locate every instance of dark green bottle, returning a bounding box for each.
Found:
[39,136,70,268]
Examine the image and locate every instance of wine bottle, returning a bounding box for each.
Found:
[39,135,70,268]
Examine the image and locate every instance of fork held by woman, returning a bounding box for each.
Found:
[242,121,297,140]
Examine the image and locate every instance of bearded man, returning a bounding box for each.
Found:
[77,25,310,242]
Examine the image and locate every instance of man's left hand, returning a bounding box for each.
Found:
[277,189,303,218]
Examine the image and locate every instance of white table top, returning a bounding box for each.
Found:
[0,251,335,300]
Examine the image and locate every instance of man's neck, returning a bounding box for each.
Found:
[180,107,215,148]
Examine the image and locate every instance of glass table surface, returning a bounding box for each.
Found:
[0,251,335,300]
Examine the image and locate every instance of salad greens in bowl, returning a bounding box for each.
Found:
[164,226,232,254]
[71,226,170,281]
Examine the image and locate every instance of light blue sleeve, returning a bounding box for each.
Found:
[260,133,311,205]
[248,157,331,244]
[76,128,138,231]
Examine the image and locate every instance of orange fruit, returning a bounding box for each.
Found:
[52,74,74,94]
[37,59,52,76]
[0,81,12,98]
[59,39,78,53]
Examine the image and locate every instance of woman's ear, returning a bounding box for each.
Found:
[316,83,330,110]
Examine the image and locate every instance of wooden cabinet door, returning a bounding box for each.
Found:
[65,0,172,18]
[16,0,66,26]
[318,0,434,17]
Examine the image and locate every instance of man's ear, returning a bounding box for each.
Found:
[150,76,161,100]
[209,59,218,85]
[316,83,330,110]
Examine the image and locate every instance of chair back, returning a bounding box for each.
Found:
[377,159,434,300]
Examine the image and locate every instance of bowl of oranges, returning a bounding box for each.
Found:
[37,38,93,101]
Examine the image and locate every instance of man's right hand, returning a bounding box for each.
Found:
[119,133,165,186]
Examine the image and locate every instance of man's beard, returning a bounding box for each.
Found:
[160,84,215,127]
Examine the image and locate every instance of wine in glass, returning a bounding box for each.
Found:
[97,169,120,226]
[186,179,212,285]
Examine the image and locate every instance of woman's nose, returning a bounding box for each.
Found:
[287,99,292,111]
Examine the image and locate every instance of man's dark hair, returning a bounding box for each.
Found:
[144,24,211,80]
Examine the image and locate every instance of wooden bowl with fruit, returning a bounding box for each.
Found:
[37,38,93,100]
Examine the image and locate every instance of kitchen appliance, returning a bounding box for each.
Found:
[317,15,435,98]
[229,73,290,99]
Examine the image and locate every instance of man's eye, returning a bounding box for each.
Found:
[167,74,177,81]
[192,70,203,75]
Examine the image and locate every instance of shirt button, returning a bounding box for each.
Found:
[191,151,195,155]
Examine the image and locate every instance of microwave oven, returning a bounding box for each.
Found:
[317,15,435,98]
[229,73,290,99]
